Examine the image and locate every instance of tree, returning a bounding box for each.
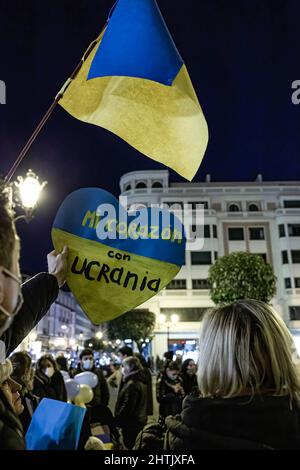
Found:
[107,309,156,353]
[83,337,104,351]
[208,251,277,305]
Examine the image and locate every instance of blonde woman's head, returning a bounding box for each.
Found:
[198,299,300,401]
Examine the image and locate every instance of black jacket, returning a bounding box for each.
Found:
[164,394,300,450]
[181,373,198,396]
[115,370,148,428]
[2,273,59,356]
[33,370,67,402]
[0,391,25,450]
[156,371,184,418]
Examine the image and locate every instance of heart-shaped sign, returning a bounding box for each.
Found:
[52,188,186,323]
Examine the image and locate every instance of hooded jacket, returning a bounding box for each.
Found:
[164,393,300,450]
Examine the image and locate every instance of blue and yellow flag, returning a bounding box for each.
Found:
[59,0,208,181]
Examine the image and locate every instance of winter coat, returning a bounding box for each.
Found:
[1,273,59,356]
[114,370,148,449]
[164,394,300,450]
[156,371,184,418]
[0,391,25,450]
[33,370,67,402]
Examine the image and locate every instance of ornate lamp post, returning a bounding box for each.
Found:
[13,169,47,222]
[159,313,180,350]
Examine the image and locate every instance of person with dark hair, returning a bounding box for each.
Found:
[10,351,40,432]
[33,354,67,402]
[156,361,184,420]
[163,350,173,367]
[180,359,198,396]
[118,346,133,361]
[114,356,147,449]
[74,348,110,425]
[56,355,69,372]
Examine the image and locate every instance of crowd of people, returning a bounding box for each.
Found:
[1,186,300,450]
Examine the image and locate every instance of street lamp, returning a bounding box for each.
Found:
[13,169,47,222]
[96,331,103,340]
[159,313,180,349]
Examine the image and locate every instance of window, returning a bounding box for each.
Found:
[288,224,300,237]
[192,279,211,289]
[248,203,259,212]
[213,225,218,238]
[284,200,300,208]
[228,227,244,241]
[278,224,285,237]
[191,251,212,265]
[285,278,292,289]
[256,253,267,263]
[125,184,131,191]
[165,279,187,290]
[295,278,300,288]
[214,252,218,260]
[204,225,210,238]
[164,201,183,209]
[291,251,300,264]
[282,251,289,264]
[188,201,209,210]
[228,204,240,212]
[289,307,300,321]
[152,181,163,188]
[249,227,265,240]
[135,182,147,189]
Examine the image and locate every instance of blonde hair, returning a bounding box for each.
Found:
[198,300,300,402]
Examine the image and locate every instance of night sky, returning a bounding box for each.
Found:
[0,0,300,275]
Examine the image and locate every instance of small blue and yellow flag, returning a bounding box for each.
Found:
[59,0,208,180]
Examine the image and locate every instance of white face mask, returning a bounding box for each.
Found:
[44,367,55,378]
[82,359,93,370]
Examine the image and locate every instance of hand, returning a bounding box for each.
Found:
[47,246,68,288]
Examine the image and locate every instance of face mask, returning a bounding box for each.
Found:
[82,359,93,370]
[44,367,55,378]
[167,371,177,381]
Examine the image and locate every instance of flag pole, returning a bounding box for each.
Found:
[4,30,105,184]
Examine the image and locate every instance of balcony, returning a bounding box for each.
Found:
[285,289,300,296]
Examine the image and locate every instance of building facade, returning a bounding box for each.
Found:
[119,170,300,359]
[26,290,96,356]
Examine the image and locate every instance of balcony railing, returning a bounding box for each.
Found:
[285,289,300,296]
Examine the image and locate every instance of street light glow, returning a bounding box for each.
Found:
[16,169,47,209]
[96,331,103,340]
[171,314,179,324]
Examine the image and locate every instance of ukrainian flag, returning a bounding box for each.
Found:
[59,0,208,181]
